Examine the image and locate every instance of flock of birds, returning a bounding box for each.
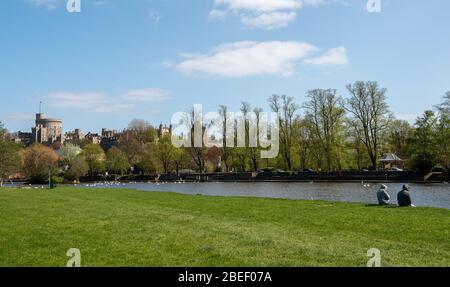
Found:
[14,179,448,190]
[83,180,188,188]
[82,180,373,188]
[18,180,375,189]
[83,181,127,188]
[362,181,372,188]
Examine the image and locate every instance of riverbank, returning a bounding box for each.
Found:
[7,170,449,186]
[91,170,450,183]
[5,181,450,209]
[1,187,449,266]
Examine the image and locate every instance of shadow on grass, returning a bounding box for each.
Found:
[365,204,399,208]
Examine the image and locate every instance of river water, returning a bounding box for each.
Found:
[77,181,450,209]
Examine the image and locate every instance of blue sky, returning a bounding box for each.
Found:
[1,0,449,133]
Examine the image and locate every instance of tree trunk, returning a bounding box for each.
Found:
[370,154,377,170]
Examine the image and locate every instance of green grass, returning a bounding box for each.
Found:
[0,187,449,267]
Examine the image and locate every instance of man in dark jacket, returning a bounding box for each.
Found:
[397,184,415,207]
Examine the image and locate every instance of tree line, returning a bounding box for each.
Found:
[0,81,449,184]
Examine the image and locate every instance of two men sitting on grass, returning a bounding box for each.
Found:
[377,184,415,207]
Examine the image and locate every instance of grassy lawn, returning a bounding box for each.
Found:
[0,187,449,267]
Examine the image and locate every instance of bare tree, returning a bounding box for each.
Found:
[347,118,368,170]
[434,92,450,169]
[128,119,151,131]
[435,91,450,115]
[249,107,263,171]
[238,102,251,171]
[345,81,391,170]
[387,119,412,159]
[218,105,230,172]
[268,95,299,171]
[186,107,206,173]
[127,119,158,143]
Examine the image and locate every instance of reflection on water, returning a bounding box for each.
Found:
[4,181,449,209]
[84,181,450,209]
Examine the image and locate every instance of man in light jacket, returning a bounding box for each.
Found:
[377,184,391,205]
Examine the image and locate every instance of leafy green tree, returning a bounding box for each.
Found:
[386,119,412,159]
[0,121,6,140]
[155,135,174,174]
[118,138,144,167]
[21,144,59,182]
[407,111,438,173]
[67,138,91,149]
[81,144,105,176]
[0,140,21,186]
[434,92,450,169]
[138,143,158,175]
[106,146,129,175]
[66,155,89,181]
[229,148,249,172]
[304,89,346,171]
[293,118,312,170]
[60,143,82,164]
[172,147,188,175]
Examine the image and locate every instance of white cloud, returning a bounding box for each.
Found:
[93,0,115,8]
[215,0,301,11]
[176,41,319,77]
[161,61,175,68]
[28,0,113,10]
[46,89,173,113]
[209,9,228,20]
[210,0,328,29]
[302,0,327,7]
[47,92,133,113]
[305,46,349,66]
[28,0,65,10]
[2,113,35,123]
[123,89,173,102]
[241,11,297,29]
